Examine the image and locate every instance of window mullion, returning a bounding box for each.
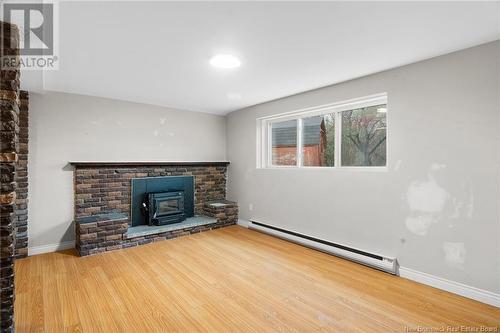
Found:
[335,112,341,167]
[267,122,273,167]
[297,118,303,167]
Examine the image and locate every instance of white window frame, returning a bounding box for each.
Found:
[256,93,388,170]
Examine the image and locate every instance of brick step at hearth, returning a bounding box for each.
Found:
[126,216,217,239]
[75,199,238,256]
[203,200,239,223]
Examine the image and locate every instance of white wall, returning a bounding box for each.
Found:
[28,92,227,248]
[227,41,500,294]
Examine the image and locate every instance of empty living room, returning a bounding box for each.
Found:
[1,1,500,332]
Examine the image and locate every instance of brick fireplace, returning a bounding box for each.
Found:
[71,161,238,256]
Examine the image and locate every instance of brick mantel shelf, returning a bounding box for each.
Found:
[69,161,230,167]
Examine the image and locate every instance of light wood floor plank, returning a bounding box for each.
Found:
[15,226,500,332]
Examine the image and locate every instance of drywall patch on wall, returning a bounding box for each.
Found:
[406,177,448,212]
[450,197,464,219]
[394,159,402,171]
[405,164,476,235]
[443,242,466,270]
[466,192,474,218]
[405,215,437,236]
[430,163,446,171]
[450,191,474,221]
[405,165,449,236]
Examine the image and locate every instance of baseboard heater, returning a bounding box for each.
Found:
[248,220,399,275]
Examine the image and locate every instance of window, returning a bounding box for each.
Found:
[259,94,387,168]
[341,105,387,166]
[301,114,335,167]
[271,120,297,166]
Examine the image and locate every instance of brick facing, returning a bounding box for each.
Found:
[74,165,228,219]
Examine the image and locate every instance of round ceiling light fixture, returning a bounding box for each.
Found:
[209,54,241,69]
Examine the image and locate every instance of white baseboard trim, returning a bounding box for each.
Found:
[28,241,75,256]
[399,267,500,308]
[237,218,250,228]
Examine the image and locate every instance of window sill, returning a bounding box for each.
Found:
[258,166,389,172]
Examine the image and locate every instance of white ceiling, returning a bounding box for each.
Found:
[24,1,500,115]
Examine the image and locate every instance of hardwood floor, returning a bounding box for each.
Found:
[15,225,499,332]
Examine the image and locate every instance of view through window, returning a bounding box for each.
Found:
[341,105,387,166]
[271,120,297,166]
[301,114,335,167]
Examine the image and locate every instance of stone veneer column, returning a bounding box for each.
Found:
[0,21,20,333]
[15,91,28,258]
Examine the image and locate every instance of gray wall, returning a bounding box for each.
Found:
[226,41,500,294]
[29,92,227,248]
